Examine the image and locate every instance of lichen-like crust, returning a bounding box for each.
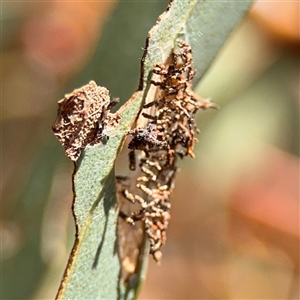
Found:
[52,81,119,161]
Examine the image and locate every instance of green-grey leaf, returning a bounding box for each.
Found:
[56,1,253,299]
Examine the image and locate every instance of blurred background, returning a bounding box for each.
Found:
[1,1,299,299]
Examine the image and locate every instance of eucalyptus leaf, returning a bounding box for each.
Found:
[56,1,253,299]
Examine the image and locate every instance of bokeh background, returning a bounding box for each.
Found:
[1,1,299,299]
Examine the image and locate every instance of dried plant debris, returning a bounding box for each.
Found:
[116,175,146,283]
[52,81,120,161]
[121,40,218,262]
